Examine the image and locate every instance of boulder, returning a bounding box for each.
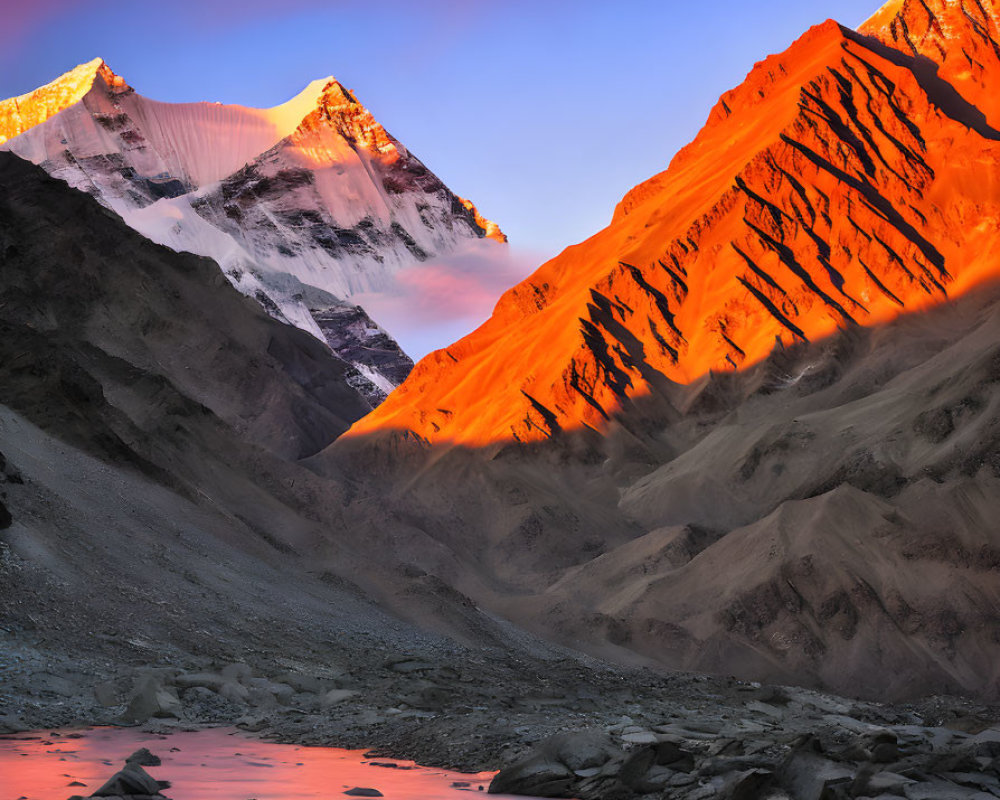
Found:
[122,677,182,723]
[126,748,162,767]
[723,768,775,800]
[220,663,252,684]
[321,689,359,707]
[218,681,249,704]
[489,731,623,797]
[246,678,295,704]
[489,757,575,797]
[92,762,167,797]
[0,713,28,733]
[778,744,854,800]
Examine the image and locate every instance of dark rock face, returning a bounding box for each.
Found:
[311,303,414,403]
[0,151,372,466]
[489,731,622,798]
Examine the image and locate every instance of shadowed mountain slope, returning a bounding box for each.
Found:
[350,0,1000,445]
[0,152,372,464]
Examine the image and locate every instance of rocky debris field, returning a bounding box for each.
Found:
[489,703,1000,799]
[3,626,1000,800]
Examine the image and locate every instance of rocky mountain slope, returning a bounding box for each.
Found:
[350,0,1000,444]
[327,265,1000,703]
[0,59,504,400]
[317,0,1000,702]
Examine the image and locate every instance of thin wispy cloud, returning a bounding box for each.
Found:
[353,242,542,361]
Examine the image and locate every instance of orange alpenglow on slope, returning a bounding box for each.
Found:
[349,0,1000,446]
[0,58,130,146]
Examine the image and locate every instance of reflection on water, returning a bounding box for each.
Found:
[0,727,530,800]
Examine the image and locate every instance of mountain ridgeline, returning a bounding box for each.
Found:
[351,0,1000,444]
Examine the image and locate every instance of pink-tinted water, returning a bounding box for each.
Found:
[0,727,531,800]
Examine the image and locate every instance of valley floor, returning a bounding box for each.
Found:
[3,624,1000,799]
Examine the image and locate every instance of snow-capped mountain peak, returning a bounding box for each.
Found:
[0,58,128,146]
[0,60,505,405]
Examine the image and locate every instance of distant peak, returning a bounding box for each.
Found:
[0,58,130,145]
[40,57,129,97]
[857,0,1000,124]
[293,78,401,157]
[93,59,130,93]
[458,197,507,243]
[858,0,998,43]
[318,78,359,108]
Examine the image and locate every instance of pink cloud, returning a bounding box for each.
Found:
[353,241,542,361]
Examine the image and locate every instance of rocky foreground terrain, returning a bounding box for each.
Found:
[4,624,1000,800]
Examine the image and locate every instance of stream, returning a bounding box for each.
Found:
[0,726,537,800]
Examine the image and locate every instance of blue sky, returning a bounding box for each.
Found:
[5,0,885,258]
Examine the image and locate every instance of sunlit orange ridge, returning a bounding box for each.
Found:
[348,4,1000,447]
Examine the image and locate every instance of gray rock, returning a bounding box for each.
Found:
[546,731,620,772]
[218,681,249,704]
[122,677,182,723]
[491,757,575,795]
[723,768,775,800]
[903,780,995,799]
[220,663,252,684]
[621,730,660,745]
[344,790,383,798]
[246,687,279,708]
[94,680,120,708]
[174,672,227,692]
[246,678,295,704]
[490,731,622,797]
[126,748,162,767]
[779,747,854,800]
[854,769,915,796]
[321,689,359,707]
[0,713,28,733]
[275,671,334,693]
[92,762,166,797]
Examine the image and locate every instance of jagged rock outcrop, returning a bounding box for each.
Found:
[349,0,1000,444]
[310,303,415,404]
